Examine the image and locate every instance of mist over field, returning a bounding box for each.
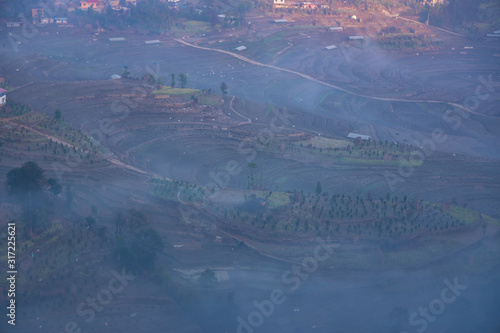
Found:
[0,1,499,333]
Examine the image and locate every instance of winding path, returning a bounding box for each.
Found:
[229,96,252,126]
[3,116,155,177]
[174,38,493,119]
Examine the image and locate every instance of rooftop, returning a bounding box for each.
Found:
[347,133,370,140]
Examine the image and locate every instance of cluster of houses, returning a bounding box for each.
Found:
[75,0,180,12]
[31,8,68,25]
[4,0,182,27]
[77,0,137,13]
[274,0,448,9]
[418,0,448,6]
[273,0,329,10]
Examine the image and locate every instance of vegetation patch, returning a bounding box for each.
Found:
[153,86,201,96]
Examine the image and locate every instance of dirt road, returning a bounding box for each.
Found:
[174,38,494,119]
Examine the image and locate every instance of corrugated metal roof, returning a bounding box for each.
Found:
[347,133,370,140]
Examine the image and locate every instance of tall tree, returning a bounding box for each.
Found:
[124,208,149,231]
[6,162,50,234]
[122,66,130,78]
[7,162,44,195]
[54,109,62,120]
[178,73,187,88]
[220,82,228,95]
[315,181,322,196]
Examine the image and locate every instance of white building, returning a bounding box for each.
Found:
[348,133,370,140]
[0,88,6,106]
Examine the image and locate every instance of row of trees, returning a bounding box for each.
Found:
[217,189,468,239]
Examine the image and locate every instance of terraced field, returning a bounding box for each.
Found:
[0,19,499,333]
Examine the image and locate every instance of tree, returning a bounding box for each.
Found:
[178,73,187,88]
[48,178,62,196]
[122,66,130,78]
[7,162,44,195]
[131,227,164,271]
[247,162,257,189]
[85,216,96,229]
[237,1,252,25]
[198,268,217,288]
[315,181,322,196]
[171,73,175,87]
[125,208,149,231]
[220,82,228,95]
[54,109,62,120]
[6,162,47,234]
[114,225,164,273]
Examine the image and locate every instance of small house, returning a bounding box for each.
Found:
[6,22,22,28]
[301,2,318,9]
[55,17,68,24]
[348,35,364,41]
[0,88,6,106]
[80,0,104,12]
